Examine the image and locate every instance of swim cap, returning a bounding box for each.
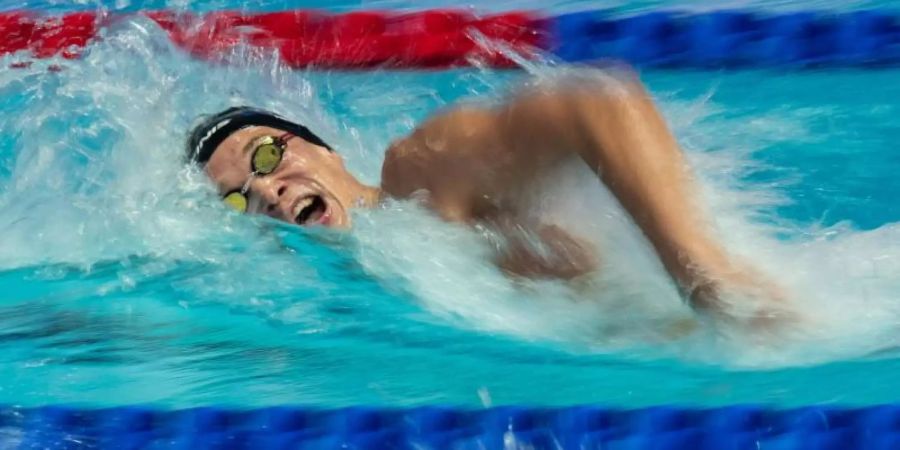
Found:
[186,106,332,166]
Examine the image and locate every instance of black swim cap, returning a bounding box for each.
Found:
[186,106,332,166]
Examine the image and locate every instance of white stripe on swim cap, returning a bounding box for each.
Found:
[194,117,232,159]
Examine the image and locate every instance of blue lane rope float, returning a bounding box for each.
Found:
[2,9,900,68]
[549,10,900,67]
[8,404,900,449]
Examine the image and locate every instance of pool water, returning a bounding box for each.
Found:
[1,1,900,409]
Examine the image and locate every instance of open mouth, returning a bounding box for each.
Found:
[293,195,328,226]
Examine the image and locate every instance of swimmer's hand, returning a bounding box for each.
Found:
[689,263,795,328]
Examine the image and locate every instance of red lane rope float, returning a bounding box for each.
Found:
[1,11,104,60]
[0,10,544,68]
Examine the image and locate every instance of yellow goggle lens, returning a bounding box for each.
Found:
[252,142,284,175]
[223,191,248,213]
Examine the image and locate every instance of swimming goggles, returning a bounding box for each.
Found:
[222,132,295,213]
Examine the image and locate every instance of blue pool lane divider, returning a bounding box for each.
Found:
[551,10,900,67]
[8,404,900,449]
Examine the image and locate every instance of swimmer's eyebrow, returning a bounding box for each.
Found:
[242,135,268,160]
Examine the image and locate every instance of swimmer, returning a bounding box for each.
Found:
[187,71,784,324]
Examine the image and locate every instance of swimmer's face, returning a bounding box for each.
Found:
[205,126,367,228]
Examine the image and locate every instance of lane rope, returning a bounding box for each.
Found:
[2,9,899,68]
[11,404,900,449]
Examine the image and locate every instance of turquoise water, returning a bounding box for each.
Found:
[1,2,900,409]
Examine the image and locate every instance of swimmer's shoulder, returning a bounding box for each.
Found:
[380,105,504,215]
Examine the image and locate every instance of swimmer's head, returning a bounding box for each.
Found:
[186,107,376,228]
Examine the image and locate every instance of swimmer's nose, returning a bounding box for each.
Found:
[251,177,290,218]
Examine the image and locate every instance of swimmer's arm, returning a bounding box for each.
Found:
[383,73,745,311]
[497,75,739,310]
